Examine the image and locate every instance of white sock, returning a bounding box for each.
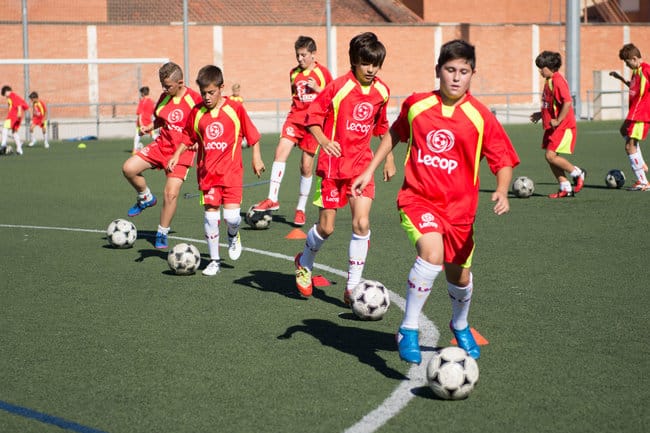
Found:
[560,181,572,192]
[222,207,241,238]
[448,273,473,330]
[268,161,286,202]
[300,224,326,271]
[157,225,170,235]
[133,134,140,151]
[13,132,22,151]
[629,151,648,184]
[138,187,152,201]
[296,176,313,211]
[1,128,8,147]
[204,211,221,260]
[347,231,370,292]
[401,257,442,330]
[570,166,582,178]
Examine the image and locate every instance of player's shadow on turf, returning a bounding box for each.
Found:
[233,270,306,299]
[277,318,407,380]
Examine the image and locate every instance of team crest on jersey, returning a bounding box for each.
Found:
[168,108,184,123]
[352,102,373,122]
[285,126,296,137]
[206,121,224,140]
[426,129,455,153]
[419,212,439,229]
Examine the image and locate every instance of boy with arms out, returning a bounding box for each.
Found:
[352,39,519,362]
[610,43,650,191]
[168,65,265,276]
[530,51,586,198]
[133,86,155,154]
[122,62,203,249]
[254,36,333,226]
[28,91,50,149]
[294,32,394,299]
[1,85,29,155]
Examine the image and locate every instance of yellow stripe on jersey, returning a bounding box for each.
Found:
[638,68,648,99]
[405,95,439,166]
[222,104,241,160]
[193,106,209,146]
[459,101,485,186]
[156,95,172,117]
[312,67,326,88]
[330,79,357,141]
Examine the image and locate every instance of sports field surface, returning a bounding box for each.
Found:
[0,120,648,433]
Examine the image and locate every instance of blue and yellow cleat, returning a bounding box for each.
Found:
[396,327,421,364]
[450,322,480,359]
[127,194,157,217]
[154,232,168,249]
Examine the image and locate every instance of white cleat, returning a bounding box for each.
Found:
[228,232,242,260]
[202,260,221,276]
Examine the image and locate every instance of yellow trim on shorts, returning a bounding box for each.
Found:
[399,209,422,246]
[555,128,574,154]
[630,121,645,141]
[312,176,324,208]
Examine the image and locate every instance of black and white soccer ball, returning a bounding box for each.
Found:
[350,280,390,321]
[245,205,272,230]
[0,145,14,155]
[511,176,535,198]
[167,243,201,275]
[426,346,480,400]
[106,218,137,248]
[605,169,626,189]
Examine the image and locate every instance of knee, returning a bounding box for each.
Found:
[317,222,335,239]
[352,218,370,236]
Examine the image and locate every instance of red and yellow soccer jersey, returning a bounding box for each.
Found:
[393,91,520,225]
[306,70,390,179]
[626,62,650,121]
[136,97,155,127]
[6,92,29,121]
[185,98,261,191]
[541,72,576,130]
[153,87,203,160]
[288,62,333,117]
[32,100,47,120]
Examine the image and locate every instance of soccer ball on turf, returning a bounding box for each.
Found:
[1,145,14,155]
[426,346,480,400]
[605,169,625,188]
[511,176,535,198]
[167,243,201,275]
[106,218,137,248]
[350,280,390,321]
[245,205,272,230]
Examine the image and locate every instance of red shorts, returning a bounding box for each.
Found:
[399,201,475,267]
[314,176,375,209]
[201,185,243,207]
[281,115,319,154]
[542,126,576,154]
[621,120,650,141]
[3,117,23,132]
[31,118,46,128]
[138,140,193,180]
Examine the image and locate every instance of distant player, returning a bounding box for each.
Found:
[122,62,203,249]
[530,51,586,198]
[1,85,29,155]
[229,83,244,103]
[352,39,520,363]
[167,65,265,276]
[28,91,50,149]
[294,32,394,299]
[610,43,650,191]
[133,86,156,154]
[253,36,333,227]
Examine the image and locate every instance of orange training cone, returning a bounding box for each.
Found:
[285,228,307,239]
[451,328,489,346]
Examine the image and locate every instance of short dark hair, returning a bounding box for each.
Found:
[29,91,39,99]
[535,51,562,71]
[437,39,476,71]
[1,85,12,96]
[159,62,183,82]
[139,86,150,96]
[619,43,641,61]
[196,65,224,89]
[295,36,316,53]
[349,32,386,69]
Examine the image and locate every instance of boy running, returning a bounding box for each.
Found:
[610,43,650,191]
[294,32,394,299]
[530,51,586,198]
[254,36,333,226]
[352,39,520,363]
[122,62,203,249]
[1,85,29,155]
[168,65,265,276]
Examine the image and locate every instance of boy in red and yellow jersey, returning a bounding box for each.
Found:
[28,91,50,149]
[254,36,333,227]
[122,62,203,249]
[610,43,650,191]
[168,65,265,276]
[353,39,519,363]
[294,32,394,299]
[133,86,155,154]
[1,85,29,155]
[530,51,586,198]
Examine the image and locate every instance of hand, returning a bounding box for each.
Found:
[351,173,371,197]
[383,159,396,181]
[167,156,179,172]
[491,190,510,215]
[530,112,541,123]
[306,77,317,91]
[252,159,266,178]
[550,118,560,128]
[320,140,341,157]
